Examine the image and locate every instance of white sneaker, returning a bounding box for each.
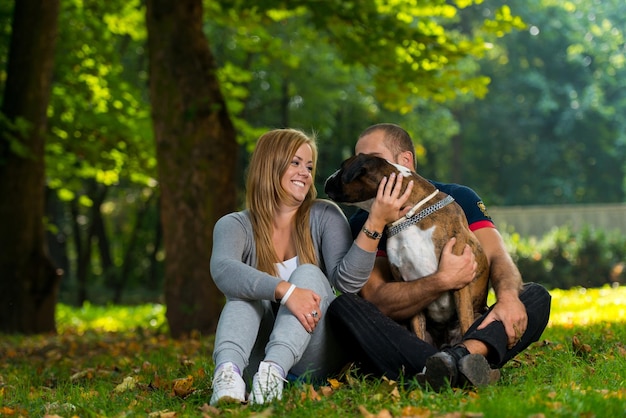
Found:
[209,362,246,406]
[249,361,287,404]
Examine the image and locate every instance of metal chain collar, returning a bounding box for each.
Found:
[386,195,456,237]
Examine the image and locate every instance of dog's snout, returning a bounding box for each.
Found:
[324,170,340,199]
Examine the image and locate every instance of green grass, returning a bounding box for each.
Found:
[1,286,626,417]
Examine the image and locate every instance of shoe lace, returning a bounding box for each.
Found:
[256,364,286,395]
[214,367,237,390]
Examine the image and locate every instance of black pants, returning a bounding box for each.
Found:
[327,283,551,381]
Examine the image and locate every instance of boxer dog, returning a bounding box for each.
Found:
[325,154,489,348]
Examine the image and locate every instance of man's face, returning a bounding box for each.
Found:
[355,131,396,162]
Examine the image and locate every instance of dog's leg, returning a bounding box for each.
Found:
[455,286,475,335]
[411,313,428,341]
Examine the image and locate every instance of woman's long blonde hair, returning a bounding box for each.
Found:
[246,128,318,276]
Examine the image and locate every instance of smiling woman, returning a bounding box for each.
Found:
[207,127,409,406]
[280,144,314,206]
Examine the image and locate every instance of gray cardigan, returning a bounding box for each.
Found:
[210,200,375,301]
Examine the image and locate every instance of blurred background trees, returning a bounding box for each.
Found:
[1,0,624,335]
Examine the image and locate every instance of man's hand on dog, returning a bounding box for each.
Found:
[437,238,477,290]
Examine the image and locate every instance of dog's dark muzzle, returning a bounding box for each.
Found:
[324,170,344,201]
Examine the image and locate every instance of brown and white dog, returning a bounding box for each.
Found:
[325,154,490,348]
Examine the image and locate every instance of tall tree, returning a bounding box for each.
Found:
[0,0,61,333]
[146,0,237,337]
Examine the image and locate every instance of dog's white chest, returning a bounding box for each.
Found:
[387,225,438,279]
[387,225,455,322]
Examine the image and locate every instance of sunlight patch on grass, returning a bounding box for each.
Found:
[548,284,626,327]
[56,302,167,334]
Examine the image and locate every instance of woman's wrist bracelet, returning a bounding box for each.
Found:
[280,284,297,305]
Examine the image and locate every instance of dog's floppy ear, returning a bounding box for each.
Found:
[340,154,390,184]
[340,155,367,184]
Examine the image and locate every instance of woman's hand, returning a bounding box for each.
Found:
[284,287,322,333]
[368,172,414,228]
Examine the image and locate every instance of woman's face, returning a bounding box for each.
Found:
[280,143,314,205]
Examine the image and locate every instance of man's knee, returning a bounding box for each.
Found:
[520,282,552,310]
[521,282,550,298]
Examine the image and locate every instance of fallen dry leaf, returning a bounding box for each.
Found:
[319,385,334,397]
[69,367,95,382]
[400,405,431,417]
[300,383,321,401]
[358,405,393,418]
[327,377,342,389]
[148,409,178,417]
[572,334,592,357]
[467,390,480,399]
[377,376,400,400]
[114,376,139,393]
[172,375,194,398]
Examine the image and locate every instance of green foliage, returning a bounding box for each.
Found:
[1,287,626,416]
[204,0,524,194]
[47,0,155,198]
[503,225,626,289]
[457,0,626,205]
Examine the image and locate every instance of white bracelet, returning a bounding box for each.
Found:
[280,284,296,305]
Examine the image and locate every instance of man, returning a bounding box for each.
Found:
[327,123,551,390]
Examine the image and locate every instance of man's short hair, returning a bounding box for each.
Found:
[358,123,416,169]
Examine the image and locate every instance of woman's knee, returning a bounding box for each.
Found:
[289,264,332,295]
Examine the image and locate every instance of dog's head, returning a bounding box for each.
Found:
[324,154,412,211]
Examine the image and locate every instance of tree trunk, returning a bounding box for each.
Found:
[0,0,61,334]
[146,0,237,338]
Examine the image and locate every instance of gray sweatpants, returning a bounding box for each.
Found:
[212,264,347,385]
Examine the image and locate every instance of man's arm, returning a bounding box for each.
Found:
[359,238,477,321]
[473,227,527,348]
[474,227,522,296]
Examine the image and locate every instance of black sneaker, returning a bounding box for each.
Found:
[458,354,492,387]
[424,350,458,391]
[424,346,493,391]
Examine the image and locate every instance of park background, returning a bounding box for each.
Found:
[2,1,626,416]
[1,0,626,337]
